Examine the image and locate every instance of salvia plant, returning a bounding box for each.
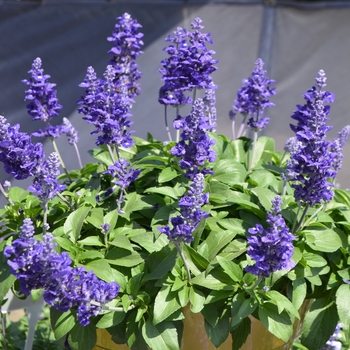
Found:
[1,13,350,350]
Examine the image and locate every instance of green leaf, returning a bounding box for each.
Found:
[50,309,76,340]
[197,230,237,261]
[68,322,97,350]
[158,167,178,183]
[143,245,177,282]
[109,235,133,251]
[304,226,343,252]
[0,240,16,303]
[336,284,350,331]
[145,185,186,200]
[249,170,279,189]
[215,217,245,234]
[105,247,144,267]
[231,317,251,350]
[85,208,104,229]
[291,278,307,311]
[303,252,327,268]
[231,294,257,328]
[264,291,300,319]
[78,236,105,247]
[211,159,247,186]
[130,231,168,253]
[96,311,126,328]
[104,208,119,230]
[300,298,338,350]
[153,285,182,324]
[189,286,205,313]
[250,187,278,211]
[191,272,234,291]
[84,259,116,282]
[204,315,230,348]
[248,136,275,169]
[64,206,90,243]
[216,256,243,282]
[142,319,179,350]
[8,186,31,203]
[258,303,293,342]
[182,244,210,275]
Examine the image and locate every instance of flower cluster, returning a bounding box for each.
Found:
[0,115,43,180]
[158,18,218,106]
[159,173,209,243]
[331,125,350,173]
[286,70,337,206]
[22,57,65,138]
[28,152,65,201]
[107,12,144,97]
[246,196,295,278]
[104,158,141,213]
[78,66,134,148]
[203,88,217,131]
[230,58,275,134]
[4,218,120,326]
[171,98,216,179]
[62,117,79,145]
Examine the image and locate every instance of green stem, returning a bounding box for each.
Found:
[51,139,71,182]
[251,276,263,289]
[280,151,287,165]
[57,192,74,211]
[295,204,310,233]
[107,145,116,164]
[281,178,288,196]
[248,131,258,171]
[73,142,83,169]
[0,182,13,205]
[43,201,48,235]
[236,116,247,139]
[164,105,173,142]
[292,204,301,234]
[302,205,324,228]
[90,300,135,312]
[174,242,191,284]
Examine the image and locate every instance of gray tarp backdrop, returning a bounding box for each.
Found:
[1,0,350,204]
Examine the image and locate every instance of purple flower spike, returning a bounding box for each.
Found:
[0,115,44,180]
[287,70,337,206]
[78,66,134,148]
[171,98,216,179]
[28,152,65,201]
[230,58,276,132]
[246,196,295,278]
[4,218,120,326]
[22,57,62,123]
[107,12,144,97]
[159,173,209,243]
[331,125,350,172]
[158,18,218,106]
[62,117,79,145]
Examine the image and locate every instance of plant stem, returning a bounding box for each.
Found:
[164,105,173,142]
[43,200,48,235]
[174,242,191,284]
[176,106,180,142]
[57,192,74,210]
[236,116,247,139]
[231,119,236,140]
[90,300,135,312]
[107,144,116,164]
[251,276,263,289]
[0,310,7,350]
[281,178,288,196]
[73,142,83,169]
[0,182,13,205]
[295,204,310,233]
[51,139,71,182]
[248,130,258,171]
[292,204,301,234]
[302,204,324,228]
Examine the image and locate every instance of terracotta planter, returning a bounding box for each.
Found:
[94,302,310,350]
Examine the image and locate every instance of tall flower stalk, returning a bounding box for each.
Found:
[286,70,337,232]
[229,59,275,171]
[78,13,143,213]
[158,18,218,141]
[246,196,295,281]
